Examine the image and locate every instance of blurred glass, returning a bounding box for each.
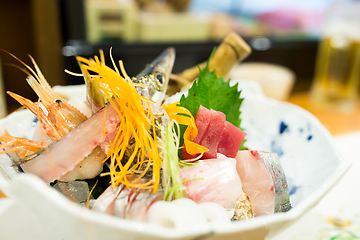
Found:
[311,2,360,112]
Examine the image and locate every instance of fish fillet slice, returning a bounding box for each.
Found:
[180,153,243,209]
[236,150,291,216]
[21,103,120,183]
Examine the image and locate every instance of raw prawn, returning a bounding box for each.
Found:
[4,51,87,140]
[0,52,105,181]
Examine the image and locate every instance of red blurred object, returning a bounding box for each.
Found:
[257,9,299,30]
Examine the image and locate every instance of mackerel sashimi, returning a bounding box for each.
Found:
[182,105,246,160]
[235,150,291,216]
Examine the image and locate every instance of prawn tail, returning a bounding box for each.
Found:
[6,91,62,141]
[0,132,48,158]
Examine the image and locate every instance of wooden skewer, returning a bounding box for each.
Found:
[175,32,252,85]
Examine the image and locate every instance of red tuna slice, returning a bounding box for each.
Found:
[199,109,226,159]
[235,150,291,217]
[182,147,198,160]
[182,106,224,160]
[193,105,212,143]
[217,121,246,158]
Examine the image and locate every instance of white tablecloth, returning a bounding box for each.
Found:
[272,131,360,240]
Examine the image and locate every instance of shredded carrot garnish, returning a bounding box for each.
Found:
[76,51,161,193]
[86,179,99,209]
[162,102,208,155]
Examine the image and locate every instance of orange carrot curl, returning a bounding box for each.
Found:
[76,51,161,193]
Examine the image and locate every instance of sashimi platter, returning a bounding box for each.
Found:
[0,33,350,240]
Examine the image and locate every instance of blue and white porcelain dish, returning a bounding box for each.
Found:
[0,81,351,240]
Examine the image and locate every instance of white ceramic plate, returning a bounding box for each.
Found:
[0,81,351,240]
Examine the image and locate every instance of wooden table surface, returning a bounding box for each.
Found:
[288,92,360,136]
[1,91,359,199]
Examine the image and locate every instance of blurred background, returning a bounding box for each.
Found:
[0,0,360,135]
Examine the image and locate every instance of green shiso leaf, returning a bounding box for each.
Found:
[178,49,244,147]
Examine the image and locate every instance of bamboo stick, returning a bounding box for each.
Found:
[175,32,251,84]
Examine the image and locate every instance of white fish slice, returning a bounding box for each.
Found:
[20,102,120,183]
[180,153,244,209]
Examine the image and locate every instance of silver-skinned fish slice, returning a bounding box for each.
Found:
[258,151,291,213]
[235,150,291,217]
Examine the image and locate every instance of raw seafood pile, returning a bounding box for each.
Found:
[0,44,291,229]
